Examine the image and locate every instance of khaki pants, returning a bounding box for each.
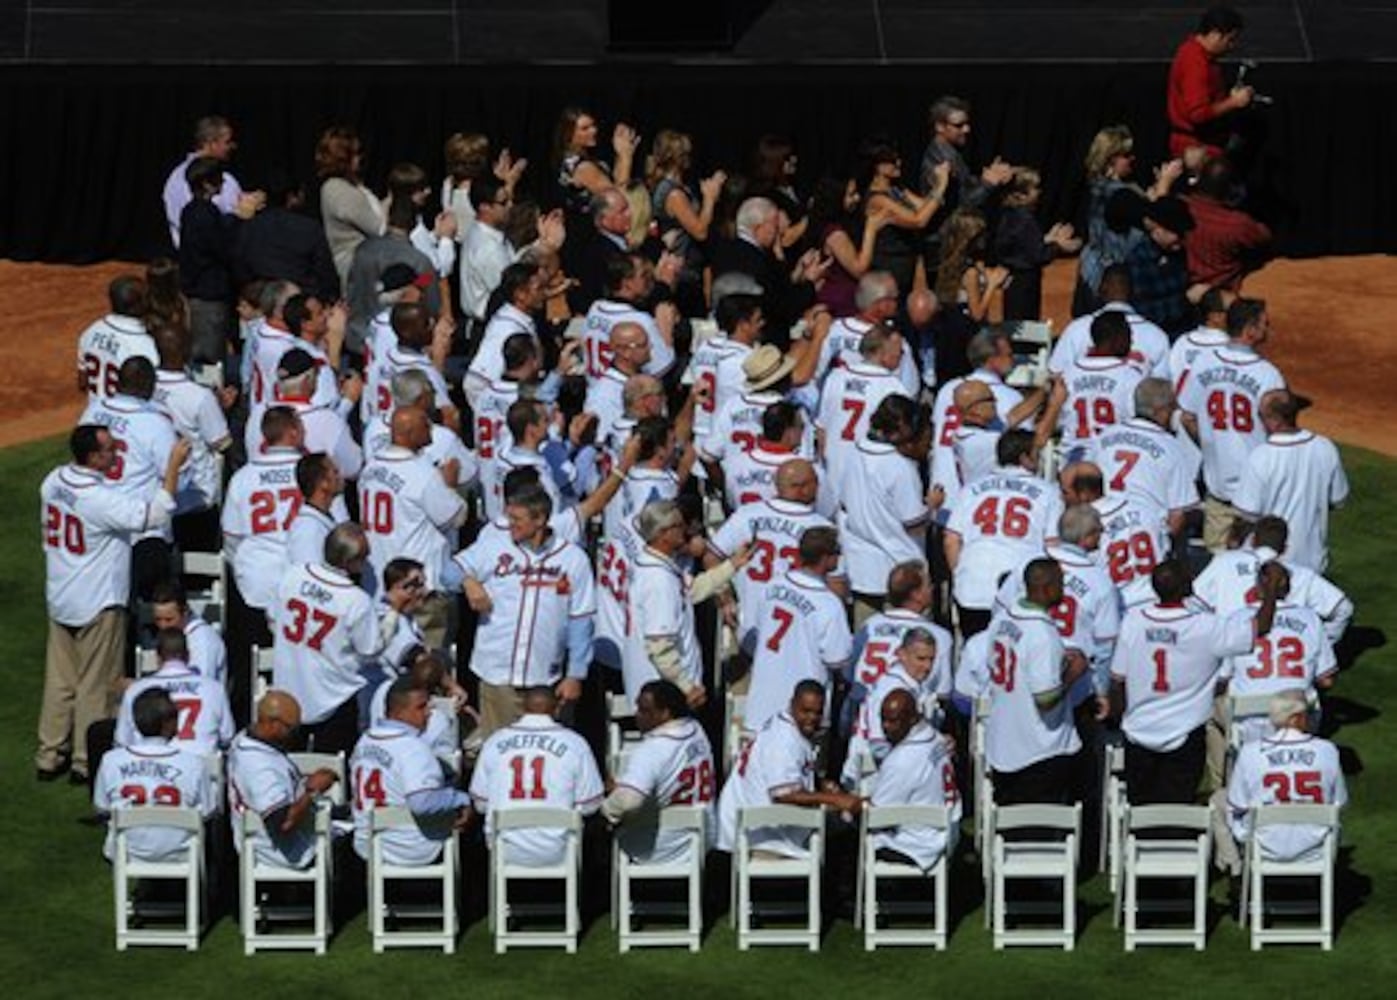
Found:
[416,591,455,653]
[851,592,884,630]
[1204,694,1231,793]
[1209,787,1243,876]
[36,609,127,775]
[1203,495,1238,552]
[477,682,525,740]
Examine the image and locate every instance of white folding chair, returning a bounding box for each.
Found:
[192,363,224,391]
[734,804,824,951]
[990,803,1081,950]
[368,807,459,953]
[723,693,748,776]
[203,752,226,812]
[605,692,641,777]
[1241,803,1340,950]
[614,805,706,952]
[970,695,992,859]
[289,752,347,806]
[859,805,952,950]
[238,803,333,954]
[1116,805,1212,950]
[179,550,227,632]
[135,648,160,678]
[112,807,204,950]
[490,807,583,953]
[1004,320,1053,389]
[1226,694,1276,767]
[1101,743,1128,896]
[250,645,275,722]
[429,695,461,763]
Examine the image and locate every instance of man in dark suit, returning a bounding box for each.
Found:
[234,168,340,301]
[708,196,826,351]
[568,187,632,316]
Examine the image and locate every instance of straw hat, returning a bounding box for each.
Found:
[741,344,796,392]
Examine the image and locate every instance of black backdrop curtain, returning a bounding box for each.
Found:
[1,62,1394,263]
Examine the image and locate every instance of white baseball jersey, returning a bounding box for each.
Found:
[184,616,227,685]
[839,440,929,595]
[270,562,384,724]
[115,662,234,753]
[367,680,457,759]
[1233,430,1348,572]
[1057,355,1146,441]
[702,388,814,466]
[1224,603,1337,743]
[581,298,675,381]
[78,314,158,402]
[953,629,993,702]
[595,518,642,671]
[715,711,817,857]
[1093,492,1172,589]
[625,548,703,704]
[817,361,909,496]
[466,304,537,399]
[995,543,1119,704]
[948,424,1000,494]
[363,415,476,484]
[582,367,628,451]
[945,466,1063,610]
[932,368,1025,464]
[455,533,596,688]
[249,325,341,415]
[227,731,318,869]
[1194,546,1352,644]
[719,442,806,513]
[816,316,920,396]
[472,377,524,468]
[603,467,679,545]
[483,445,562,522]
[851,609,953,697]
[41,464,172,626]
[79,393,180,542]
[1049,303,1170,379]
[351,719,467,864]
[222,448,303,610]
[844,663,945,788]
[869,722,962,870]
[361,309,399,424]
[1169,324,1230,397]
[93,737,210,862]
[686,333,748,441]
[359,446,466,592]
[469,714,603,866]
[153,369,229,512]
[984,603,1081,774]
[285,503,337,568]
[710,497,839,642]
[379,345,453,418]
[610,718,716,864]
[1177,344,1286,502]
[1226,728,1346,862]
[246,396,362,480]
[1111,602,1254,751]
[744,569,852,734]
[1090,416,1200,515]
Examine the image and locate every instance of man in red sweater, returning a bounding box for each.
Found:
[1183,158,1272,290]
[1167,6,1253,159]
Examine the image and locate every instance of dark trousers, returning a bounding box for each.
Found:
[993,753,1075,806]
[131,537,174,604]
[296,696,359,756]
[956,604,993,641]
[1124,726,1206,805]
[173,506,222,555]
[227,574,273,729]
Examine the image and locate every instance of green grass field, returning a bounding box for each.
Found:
[1,435,1392,999]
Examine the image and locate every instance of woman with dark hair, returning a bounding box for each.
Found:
[145,257,190,336]
[806,176,889,318]
[992,167,1081,321]
[179,157,259,363]
[316,125,385,293]
[553,107,639,276]
[856,138,950,296]
[749,134,806,248]
[933,209,1005,325]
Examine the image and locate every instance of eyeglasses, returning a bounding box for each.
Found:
[402,577,426,591]
[945,119,971,130]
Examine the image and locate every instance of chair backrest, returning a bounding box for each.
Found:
[181,550,224,579]
[1126,804,1210,833]
[114,805,202,833]
[253,646,275,672]
[135,648,160,678]
[993,803,1081,835]
[1253,803,1340,829]
[607,692,634,721]
[738,804,823,833]
[494,807,582,833]
[866,804,950,832]
[369,806,418,831]
[1229,694,1274,723]
[289,752,347,806]
[654,804,707,833]
[240,801,331,838]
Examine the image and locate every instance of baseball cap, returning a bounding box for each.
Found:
[378,262,433,293]
[742,344,797,392]
[276,347,317,380]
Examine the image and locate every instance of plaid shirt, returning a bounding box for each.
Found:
[1125,239,1192,335]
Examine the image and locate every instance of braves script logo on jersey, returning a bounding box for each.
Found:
[493,553,570,591]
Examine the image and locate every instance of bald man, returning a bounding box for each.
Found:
[931,378,1001,500]
[1232,389,1347,572]
[585,322,652,450]
[867,688,961,870]
[359,406,468,646]
[227,691,341,869]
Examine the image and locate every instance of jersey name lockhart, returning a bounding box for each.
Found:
[766,581,821,616]
[114,758,194,783]
[1195,366,1267,395]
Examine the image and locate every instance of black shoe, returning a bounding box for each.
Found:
[36,766,68,782]
[69,770,90,787]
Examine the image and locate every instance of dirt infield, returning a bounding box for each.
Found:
[2,255,1393,454]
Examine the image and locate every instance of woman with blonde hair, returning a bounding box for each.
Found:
[646,128,724,313]
[1075,124,1182,313]
[315,125,384,293]
[934,209,1006,324]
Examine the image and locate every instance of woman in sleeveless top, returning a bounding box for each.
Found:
[646,129,725,315]
[806,176,890,317]
[935,209,1006,325]
[857,137,950,296]
[748,134,807,250]
[552,107,639,277]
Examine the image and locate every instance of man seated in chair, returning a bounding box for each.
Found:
[116,628,235,755]
[716,680,864,859]
[867,690,961,871]
[1211,690,1347,878]
[227,690,341,869]
[94,688,213,864]
[351,678,469,866]
[469,686,603,866]
[602,680,716,865]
